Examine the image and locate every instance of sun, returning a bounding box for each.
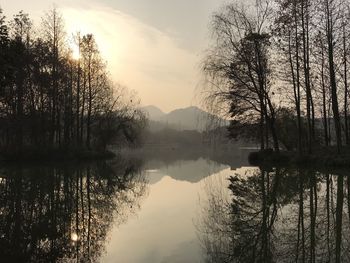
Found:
[71,44,80,60]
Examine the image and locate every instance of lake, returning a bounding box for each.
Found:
[0,149,349,262]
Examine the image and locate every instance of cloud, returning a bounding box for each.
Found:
[2,0,217,111]
[61,2,200,111]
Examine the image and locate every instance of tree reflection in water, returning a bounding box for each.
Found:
[198,167,350,263]
[0,158,147,262]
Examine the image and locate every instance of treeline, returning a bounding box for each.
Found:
[0,7,145,156]
[144,128,204,146]
[203,0,350,154]
[143,125,245,149]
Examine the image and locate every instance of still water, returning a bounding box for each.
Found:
[0,150,350,262]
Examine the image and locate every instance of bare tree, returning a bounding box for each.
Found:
[202,0,279,151]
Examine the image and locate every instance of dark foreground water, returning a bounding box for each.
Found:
[0,149,349,262]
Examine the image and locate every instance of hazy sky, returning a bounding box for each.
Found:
[1,0,226,112]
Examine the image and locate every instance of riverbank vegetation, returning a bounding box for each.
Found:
[202,0,350,160]
[0,7,146,160]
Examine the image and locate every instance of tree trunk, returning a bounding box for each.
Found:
[326,1,342,153]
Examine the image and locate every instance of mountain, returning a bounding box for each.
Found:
[141,105,227,131]
[141,105,165,120]
[159,106,210,130]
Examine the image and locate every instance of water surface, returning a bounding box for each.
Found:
[1,150,350,262]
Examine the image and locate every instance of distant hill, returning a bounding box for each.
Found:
[141,105,165,120]
[141,105,227,131]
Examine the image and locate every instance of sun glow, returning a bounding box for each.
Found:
[71,44,80,60]
[61,5,197,111]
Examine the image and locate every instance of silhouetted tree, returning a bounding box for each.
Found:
[0,7,145,157]
[203,0,279,151]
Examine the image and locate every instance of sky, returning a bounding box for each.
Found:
[1,0,227,112]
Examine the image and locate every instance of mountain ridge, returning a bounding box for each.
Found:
[141,105,165,120]
[141,105,226,131]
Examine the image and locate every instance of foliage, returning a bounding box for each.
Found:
[202,0,350,155]
[0,8,144,157]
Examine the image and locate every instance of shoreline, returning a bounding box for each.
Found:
[0,148,116,163]
[248,149,350,169]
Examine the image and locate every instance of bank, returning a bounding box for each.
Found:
[0,147,116,163]
[248,148,350,168]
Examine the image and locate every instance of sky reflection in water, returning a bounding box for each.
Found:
[1,151,349,262]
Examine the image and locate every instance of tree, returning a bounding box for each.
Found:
[9,11,32,150]
[203,0,279,151]
[41,7,65,146]
[0,7,9,99]
[0,7,145,157]
[323,0,343,153]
